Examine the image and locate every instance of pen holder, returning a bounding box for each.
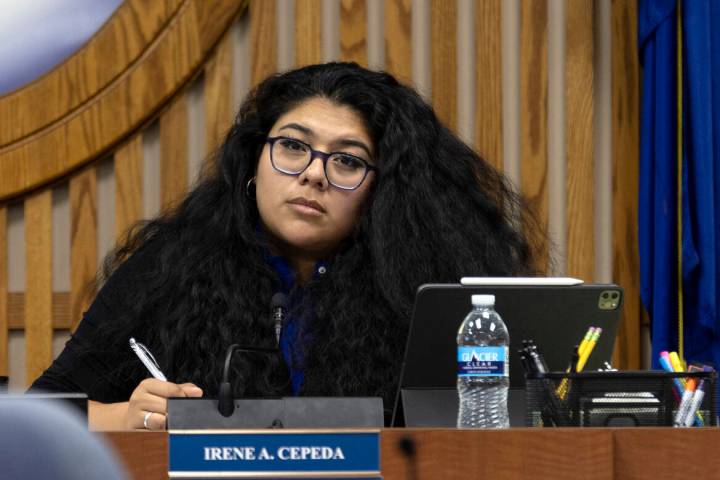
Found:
[524,370,717,427]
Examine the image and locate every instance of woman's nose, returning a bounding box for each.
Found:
[299,155,328,188]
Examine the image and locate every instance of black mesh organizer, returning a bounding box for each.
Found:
[525,370,717,427]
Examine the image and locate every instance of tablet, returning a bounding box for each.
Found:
[392,282,623,426]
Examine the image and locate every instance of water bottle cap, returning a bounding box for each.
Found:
[471,294,495,306]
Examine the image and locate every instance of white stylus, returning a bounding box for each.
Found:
[459,277,584,286]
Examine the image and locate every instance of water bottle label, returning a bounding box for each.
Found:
[457,346,508,377]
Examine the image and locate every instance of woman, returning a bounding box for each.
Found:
[31,62,543,430]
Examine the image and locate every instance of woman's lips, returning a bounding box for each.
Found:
[287,197,326,215]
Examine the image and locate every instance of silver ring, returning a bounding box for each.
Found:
[143,411,153,430]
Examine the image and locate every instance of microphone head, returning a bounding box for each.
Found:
[271,292,287,309]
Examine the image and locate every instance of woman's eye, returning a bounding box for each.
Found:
[279,139,307,152]
[332,154,364,169]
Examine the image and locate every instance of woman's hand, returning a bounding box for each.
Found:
[124,378,203,430]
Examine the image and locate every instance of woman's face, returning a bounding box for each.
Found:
[255,97,376,260]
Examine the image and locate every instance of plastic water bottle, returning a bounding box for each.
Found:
[457,294,510,428]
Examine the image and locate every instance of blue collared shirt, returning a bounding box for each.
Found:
[264,254,328,395]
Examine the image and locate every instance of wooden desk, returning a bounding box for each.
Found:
[105,428,720,479]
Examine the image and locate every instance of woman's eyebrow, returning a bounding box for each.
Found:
[278,123,372,157]
[335,139,372,158]
[278,123,313,136]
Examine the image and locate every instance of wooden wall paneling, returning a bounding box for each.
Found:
[7,294,22,330]
[69,167,98,331]
[0,0,183,148]
[295,0,323,67]
[249,0,277,86]
[565,0,595,281]
[114,136,143,240]
[205,32,234,157]
[24,191,53,385]
[7,292,70,331]
[384,0,412,83]
[430,0,457,132]
[611,0,641,369]
[160,95,190,211]
[474,0,503,171]
[0,206,7,376]
[340,0,368,66]
[0,0,246,203]
[51,292,71,329]
[519,0,549,273]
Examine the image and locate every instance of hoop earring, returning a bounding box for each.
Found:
[245,176,256,199]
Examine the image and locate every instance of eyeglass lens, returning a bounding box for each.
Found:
[271,137,369,189]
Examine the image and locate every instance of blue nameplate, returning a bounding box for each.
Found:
[168,429,381,479]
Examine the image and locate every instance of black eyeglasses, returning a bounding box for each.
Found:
[266,136,377,190]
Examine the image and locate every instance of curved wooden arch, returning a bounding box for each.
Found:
[0,0,246,202]
[0,0,183,147]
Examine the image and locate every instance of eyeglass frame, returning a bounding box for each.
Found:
[266,136,377,191]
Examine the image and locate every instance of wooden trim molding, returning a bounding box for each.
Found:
[611,0,641,368]
[340,0,368,67]
[0,0,248,202]
[24,191,53,383]
[0,207,7,375]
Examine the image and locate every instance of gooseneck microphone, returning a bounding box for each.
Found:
[217,343,279,417]
[271,293,287,346]
[217,293,288,417]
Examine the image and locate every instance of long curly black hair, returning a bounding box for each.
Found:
[96,62,544,420]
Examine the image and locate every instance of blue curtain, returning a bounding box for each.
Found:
[639,0,720,369]
[638,0,678,369]
[681,0,720,369]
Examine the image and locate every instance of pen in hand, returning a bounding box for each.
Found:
[129,337,167,381]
